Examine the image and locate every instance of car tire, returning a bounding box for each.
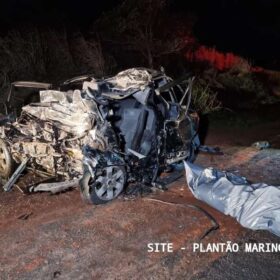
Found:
[80,166,126,205]
[0,138,14,179]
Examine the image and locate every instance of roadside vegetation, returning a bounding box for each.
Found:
[0,0,278,112]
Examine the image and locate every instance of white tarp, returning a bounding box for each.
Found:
[184,161,280,237]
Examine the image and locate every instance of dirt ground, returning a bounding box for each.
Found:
[0,119,280,280]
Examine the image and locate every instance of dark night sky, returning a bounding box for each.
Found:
[0,0,121,27]
[0,0,279,68]
[175,0,280,68]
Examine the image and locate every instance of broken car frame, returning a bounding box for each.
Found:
[0,68,199,204]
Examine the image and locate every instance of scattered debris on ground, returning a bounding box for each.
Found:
[252,141,270,150]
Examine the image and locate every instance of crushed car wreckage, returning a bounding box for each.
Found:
[0,68,199,204]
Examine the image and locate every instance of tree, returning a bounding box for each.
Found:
[93,0,186,68]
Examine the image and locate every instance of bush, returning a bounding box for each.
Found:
[217,71,267,100]
[0,25,115,100]
[191,79,221,114]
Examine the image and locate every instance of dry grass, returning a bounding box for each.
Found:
[192,80,221,114]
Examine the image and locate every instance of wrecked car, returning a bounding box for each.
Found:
[0,68,199,204]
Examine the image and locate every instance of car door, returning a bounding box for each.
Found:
[159,79,196,163]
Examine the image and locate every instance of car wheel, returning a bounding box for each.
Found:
[0,138,14,179]
[80,166,126,204]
